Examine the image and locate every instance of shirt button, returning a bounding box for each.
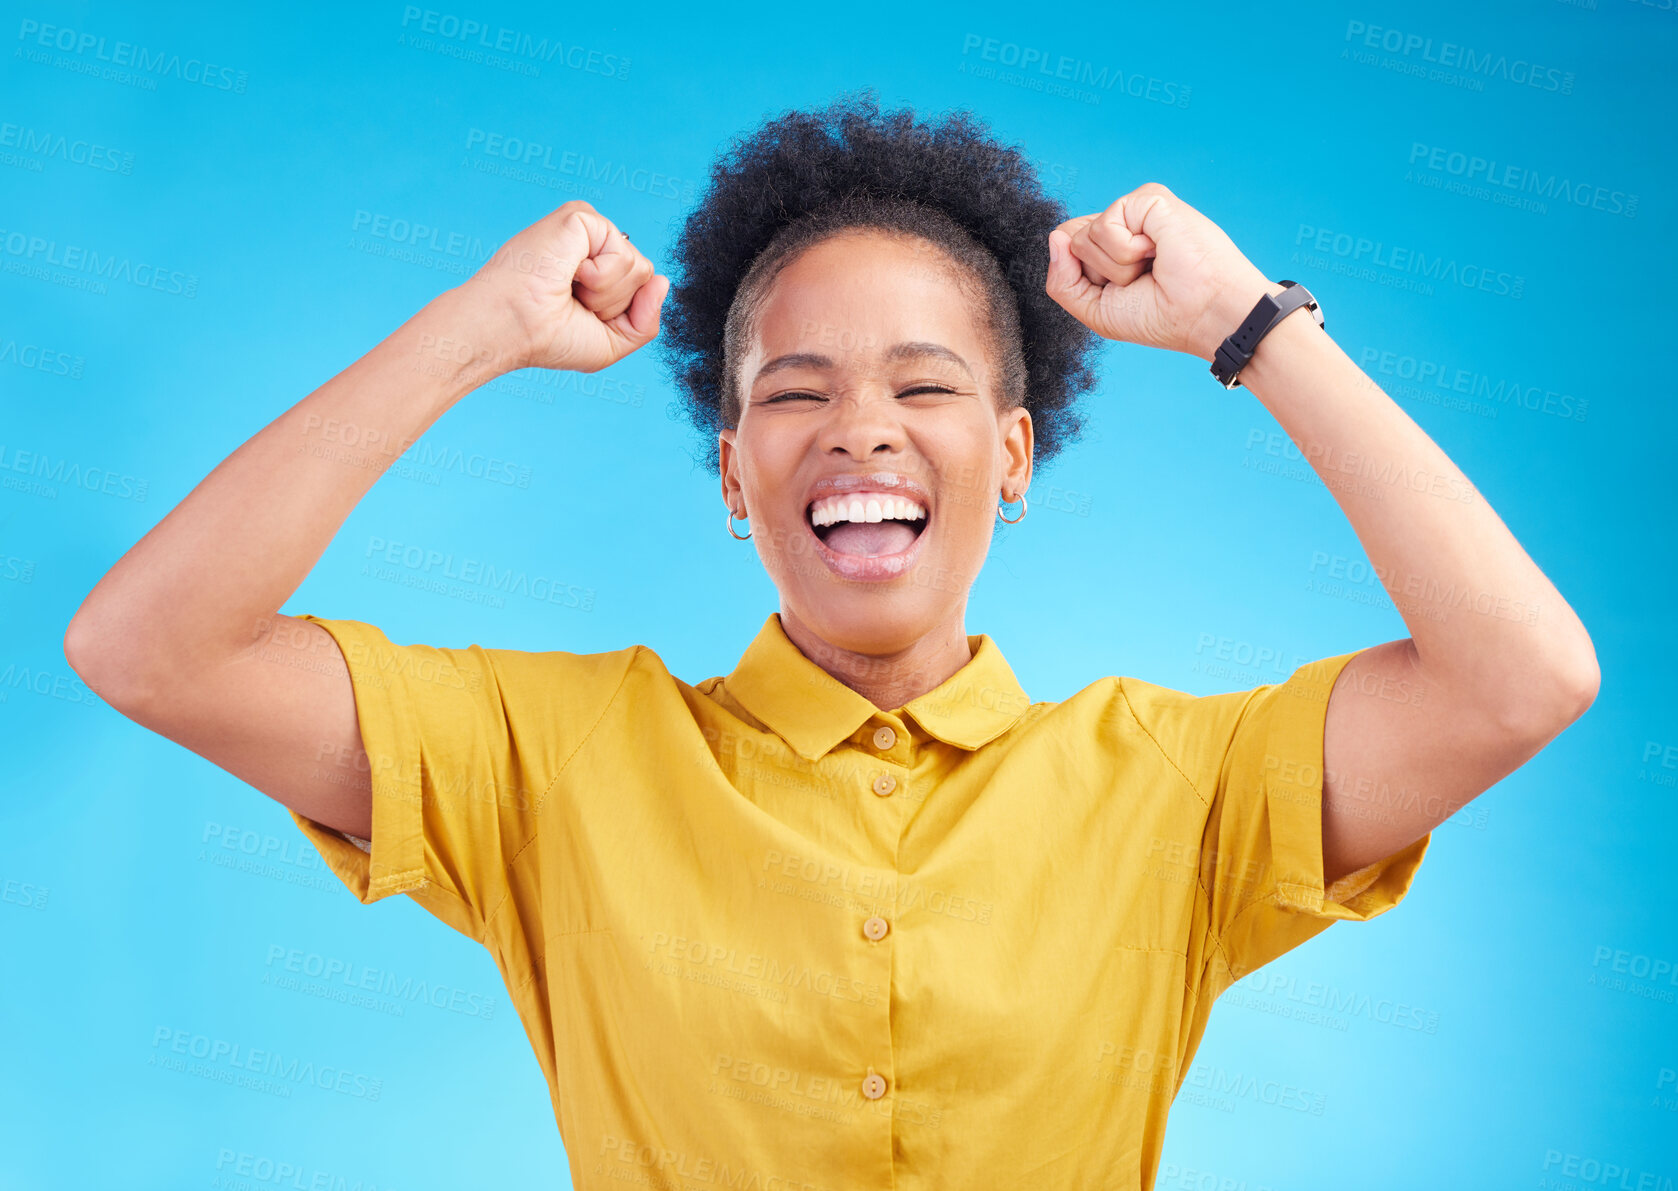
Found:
[862,916,890,941]
[871,773,896,797]
[862,1069,888,1100]
[872,725,896,751]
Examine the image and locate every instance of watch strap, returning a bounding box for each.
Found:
[1210,280,1323,389]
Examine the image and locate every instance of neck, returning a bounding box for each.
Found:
[778,606,974,712]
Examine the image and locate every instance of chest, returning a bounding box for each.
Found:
[495,709,1213,1181]
[516,707,1208,1012]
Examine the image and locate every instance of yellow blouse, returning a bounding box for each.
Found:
[288,610,1429,1190]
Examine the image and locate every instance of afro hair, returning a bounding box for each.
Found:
[656,88,1103,476]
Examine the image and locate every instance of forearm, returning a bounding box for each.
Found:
[1231,294,1599,728]
[65,284,518,694]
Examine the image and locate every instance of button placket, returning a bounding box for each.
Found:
[858,717,902,1126]
[866,717,905,800]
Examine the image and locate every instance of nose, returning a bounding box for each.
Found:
[817,388,907,460]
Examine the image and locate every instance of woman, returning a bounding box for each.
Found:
[65,92,1597,1188]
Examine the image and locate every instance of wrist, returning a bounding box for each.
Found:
[1196,270,1285,362]
[1232,296,1331,392]
[420,283,529,386]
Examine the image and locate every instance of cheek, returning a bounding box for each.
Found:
[921,485,988,548]
[952,492,995,537]
[933,451,998,529]
[735,437,799,521]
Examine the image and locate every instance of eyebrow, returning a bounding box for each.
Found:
[752,341,974,385]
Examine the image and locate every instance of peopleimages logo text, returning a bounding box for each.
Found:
[1407,143,1637,217]
[0,228,197,297]
[15,19,249,91]
[1294,225,1525,298]
[1343,20,1575,93]
[398,7,630,78]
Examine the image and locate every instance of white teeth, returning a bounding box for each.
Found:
[807,491,928,528]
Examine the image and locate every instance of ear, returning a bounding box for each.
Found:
[719,428,742,514]
[1000,406,1033,499]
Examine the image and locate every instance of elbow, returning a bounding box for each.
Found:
[63,608,155,712]
[63,611,111,701]
[1561,648,1601,722]
[63,610,96,685]
[1551,631,1602,724]
[1493,646,1601,744]
[1557,647,1597,714]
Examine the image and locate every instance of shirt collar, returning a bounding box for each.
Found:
[723,613,1032,761]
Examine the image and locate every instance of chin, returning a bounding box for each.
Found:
[783,579,960,657]
[767,513,977,649]
[798,610,927,661]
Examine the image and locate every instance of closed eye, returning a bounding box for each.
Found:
[763,385,957,404]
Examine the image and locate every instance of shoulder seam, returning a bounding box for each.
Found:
[482,644,646,934]
[1118,677,1245,989]
[535,643,646,818]
[1114,677,1210,809]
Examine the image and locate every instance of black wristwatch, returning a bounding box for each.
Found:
[1209,280,1323,389]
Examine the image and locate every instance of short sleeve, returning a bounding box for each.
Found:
[284,615,639,944]
[1122,649,1432,995]
[1197,649,1431,983]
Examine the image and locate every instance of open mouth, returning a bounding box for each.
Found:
[806,493,929,559]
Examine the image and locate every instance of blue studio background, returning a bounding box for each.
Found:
[3,0,1674,1187]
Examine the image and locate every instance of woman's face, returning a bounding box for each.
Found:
[719,229,1032,656]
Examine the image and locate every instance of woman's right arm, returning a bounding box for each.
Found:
[62,200,668,841]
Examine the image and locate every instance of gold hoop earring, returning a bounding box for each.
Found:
[726,508,752,540]
[997,492,1028,524]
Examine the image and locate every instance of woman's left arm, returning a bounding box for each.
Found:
[1047,183,1600,886]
